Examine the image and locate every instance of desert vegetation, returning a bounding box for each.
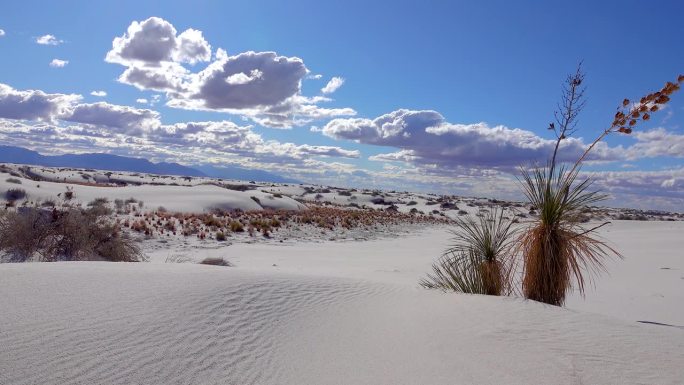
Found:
[421,208,518,295]
[423,68,683,305]
[0,203,143,262]
[124,202,451,240]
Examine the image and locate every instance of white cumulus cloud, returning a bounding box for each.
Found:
[106,17,355,128]
[49,59,69,68]
[36,34,63,45]
[106,17,210,66]
[90,90,107,97]
[322,109,622,171]
[0,83,81,122]
[321,77,345,94]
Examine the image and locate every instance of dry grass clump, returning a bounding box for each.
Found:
[0,205,142,262]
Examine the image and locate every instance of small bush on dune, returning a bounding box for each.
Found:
[199,257,232,266]
[229,221,244,232]
[5,178,22,184]
[0,209,52,262]
[5,188,27,201]
[41,199,56,207]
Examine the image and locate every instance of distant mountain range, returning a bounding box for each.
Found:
[197,165,300,184]
[0,145,298,183]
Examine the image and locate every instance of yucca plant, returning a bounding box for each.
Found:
[519,165,617,305]
[421,208,518,295]
[520,66,682,305]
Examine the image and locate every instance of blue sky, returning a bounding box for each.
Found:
[1,1,683,210]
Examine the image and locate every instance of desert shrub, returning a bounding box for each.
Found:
[215,231,227,241]
[5,188,27,201]
[63,190,74,201]
[93,224,142,262]
[229,221,244,232]
[5,178,22,184]
[114,199,125,210]
[338,190,352,196]
[199,257,232,266]
[0,206,142,262]
[88,197,109,206]
[86,198,113,217]
[0,208,52,262]
[203,215,221,227]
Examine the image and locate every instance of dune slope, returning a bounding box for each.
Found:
[1,262,682,385]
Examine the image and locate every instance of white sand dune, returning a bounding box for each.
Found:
[1,262,682,385]
[0,173,305,212]
[2,164,684,383]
